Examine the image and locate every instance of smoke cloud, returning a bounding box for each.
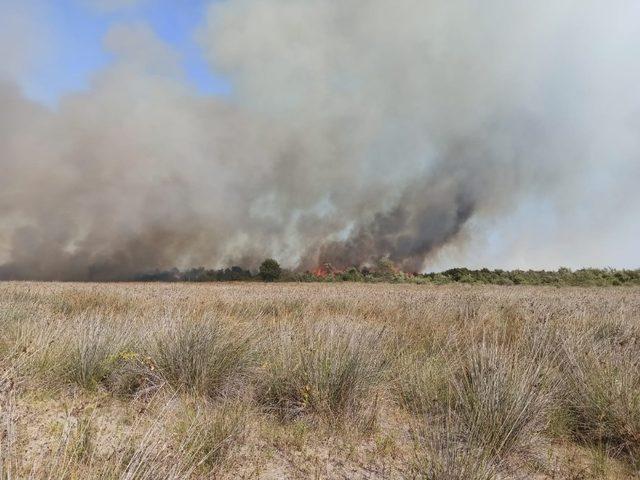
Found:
[1,0,639,280]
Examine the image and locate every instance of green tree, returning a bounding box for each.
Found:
[259,259,282,282]
[375,257,397,280]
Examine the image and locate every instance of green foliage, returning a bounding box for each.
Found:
[376,257,398,280]
[134,260,640,287]
[137,266,253,282]
[340,267,364,282]
[421,267,640,287]
[259,258,282,282]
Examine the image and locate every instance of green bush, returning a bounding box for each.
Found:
[259,259,282,282]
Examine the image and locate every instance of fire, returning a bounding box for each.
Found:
[309,259,413,279]
[311,263,341,278]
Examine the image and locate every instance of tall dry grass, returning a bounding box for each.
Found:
[256,320,392,422]
[147,314,255,398]
[0,282,638,478]
[560,320,640,466]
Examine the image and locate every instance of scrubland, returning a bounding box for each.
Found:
[0,282,639,479]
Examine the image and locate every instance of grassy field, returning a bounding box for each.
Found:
[0,282,639,479]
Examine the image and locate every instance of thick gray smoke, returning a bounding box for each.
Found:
[1,0,639,280]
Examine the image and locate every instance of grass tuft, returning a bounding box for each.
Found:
[174,401,248,472]
[148,315,254,398]
[257,321,391,421]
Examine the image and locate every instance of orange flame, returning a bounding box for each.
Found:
[311,263,342,277]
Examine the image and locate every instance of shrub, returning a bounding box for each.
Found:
[375,257,398,280]
[259,259,282,282]
[341,267,364,282]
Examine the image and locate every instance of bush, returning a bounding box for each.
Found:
[259,259,282,282]
[341,267,364,282]
[375,257,398,280]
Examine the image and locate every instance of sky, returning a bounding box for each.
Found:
[0,0,639,279]
[2,0,230,105]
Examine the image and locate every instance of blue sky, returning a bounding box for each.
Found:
[17,0,230,105]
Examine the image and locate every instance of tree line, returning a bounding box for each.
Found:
[135,259,640,286]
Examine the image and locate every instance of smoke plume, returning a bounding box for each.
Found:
[1,0,639,280]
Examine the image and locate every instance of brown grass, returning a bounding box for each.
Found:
[0,281,638,478]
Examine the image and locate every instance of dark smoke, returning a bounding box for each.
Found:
[0,1,639,280]
[311,156,480,272]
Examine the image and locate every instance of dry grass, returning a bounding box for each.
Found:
[256,320,391,422]
[147,314,255,398]
[0,281,638,479]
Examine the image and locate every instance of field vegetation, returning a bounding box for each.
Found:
[137,260,640,287]
[0,282,639,478]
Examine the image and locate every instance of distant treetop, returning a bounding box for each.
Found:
[259,259,282,282]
